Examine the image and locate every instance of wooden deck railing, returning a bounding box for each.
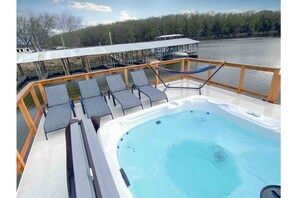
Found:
[16,58,281,181]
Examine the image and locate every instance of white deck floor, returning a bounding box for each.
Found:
[16,79,280,198]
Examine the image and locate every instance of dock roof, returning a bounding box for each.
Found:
[16,38,199,64]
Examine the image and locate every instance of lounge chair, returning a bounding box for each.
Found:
[105,74,143,115]
[130,70,168,106]
[78,79,113,120]
[43,84,76,140]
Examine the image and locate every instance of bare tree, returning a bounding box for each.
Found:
[17,11,82,50]
[55,13,82,33]
[17,12,55,51]
[17,15,31,47]
[55,13,82,47]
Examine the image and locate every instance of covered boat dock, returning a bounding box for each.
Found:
[16,38,199,84]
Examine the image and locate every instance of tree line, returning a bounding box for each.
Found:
[17,10,280,50]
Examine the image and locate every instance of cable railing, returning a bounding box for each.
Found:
[16,57,281,185]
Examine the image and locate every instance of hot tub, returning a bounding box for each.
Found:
[98,95,280,198]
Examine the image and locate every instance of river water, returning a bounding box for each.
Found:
[198,37,280,68]
[186,37,280,103]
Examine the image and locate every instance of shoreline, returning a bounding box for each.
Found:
[192,31,280,41]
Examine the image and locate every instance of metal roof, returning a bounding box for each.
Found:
[155,34,184,39]
[16,38,199,64]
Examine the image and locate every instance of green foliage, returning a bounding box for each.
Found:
[50,10,280,47]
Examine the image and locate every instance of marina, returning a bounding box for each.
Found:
[17,37,280,105]
[16,37,199,89]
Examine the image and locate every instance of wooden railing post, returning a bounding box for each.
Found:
[18,98,39,161]
[267,69,281,103]
[37,82,47,104]
[18,99,37,134]
[29,87,42,112]
[187,59,191,79]
[181,60,185,79]
[207,62,213,85]
[124,69,129,87]
[17,150,25,175]
[154,64,159,85]
[237,66,246,93]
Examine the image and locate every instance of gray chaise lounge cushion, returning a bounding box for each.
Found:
[105,74,127,92]
[83,96,112,118]
[45,84,70,107]
[130,70,168,104]
[79,79,101,99]
[112,90,142,109]
[78,79,112,119]
[43,101,72,133]
[105,74,142,112]
[129,70,149,87]
[44,84,72,134]
[138,85,167,102]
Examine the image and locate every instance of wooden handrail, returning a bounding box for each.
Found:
[267,70,281,103]
[37,82,47,104]
[188,58,281,72]
[17,82,35,104]
[237,66,246,93]
[17,150,25,175]
[16,57,281,180]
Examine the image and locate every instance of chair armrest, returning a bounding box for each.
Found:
[42,103,48,117]
[69,98,75,108]
[79,96,83,105]
[80,97,86,114]
[70,99,77,117]
[126,85,133,91]
[101,91,107,102]
[107,90,111,99]
[149,81,157,88]
[132,84,140,90]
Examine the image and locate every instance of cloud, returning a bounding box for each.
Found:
[98,11,137,25]
[102,20,114,25]
[85,21,97,26]
[180,10,196,15]
[50,29,63,36]
[119,10,137,21]
[70,1,112,12]
[52,0,64,3]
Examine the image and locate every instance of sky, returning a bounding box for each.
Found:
[17,0,280,27]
